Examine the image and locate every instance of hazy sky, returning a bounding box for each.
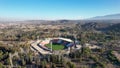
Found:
[0,0,120,20]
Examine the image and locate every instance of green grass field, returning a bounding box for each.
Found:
[45,44,64,50]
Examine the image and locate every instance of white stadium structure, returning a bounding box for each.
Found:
[30,38,76,55]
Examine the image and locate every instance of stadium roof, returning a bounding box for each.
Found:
[54,37,73,42]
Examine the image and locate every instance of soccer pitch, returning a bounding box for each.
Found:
[45,44,64,50]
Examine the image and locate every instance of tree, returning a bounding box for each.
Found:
[66,61,76,68]
[82,47,92,57]
[21,59,26,66]
[0,63,3,68]
[51,63,56,68]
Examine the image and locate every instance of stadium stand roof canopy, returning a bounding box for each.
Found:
[53,37,73,42]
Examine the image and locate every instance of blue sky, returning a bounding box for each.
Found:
[0,0,120,20]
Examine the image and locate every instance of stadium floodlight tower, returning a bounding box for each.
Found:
[73,33,77,48]
[50,41,52,52]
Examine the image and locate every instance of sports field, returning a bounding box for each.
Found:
[45,44,64,50]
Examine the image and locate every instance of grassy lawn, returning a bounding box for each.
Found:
[45,44,64,50]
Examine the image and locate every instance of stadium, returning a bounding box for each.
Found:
[30,37,75,54]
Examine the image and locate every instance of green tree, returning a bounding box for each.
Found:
[0,63,3,68]
[51,63,56,68]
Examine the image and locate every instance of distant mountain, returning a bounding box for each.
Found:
[1,13,120,24]
[89,13,120,20]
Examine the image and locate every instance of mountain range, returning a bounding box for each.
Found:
[89,13,120,20]
[0,13,120,22]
